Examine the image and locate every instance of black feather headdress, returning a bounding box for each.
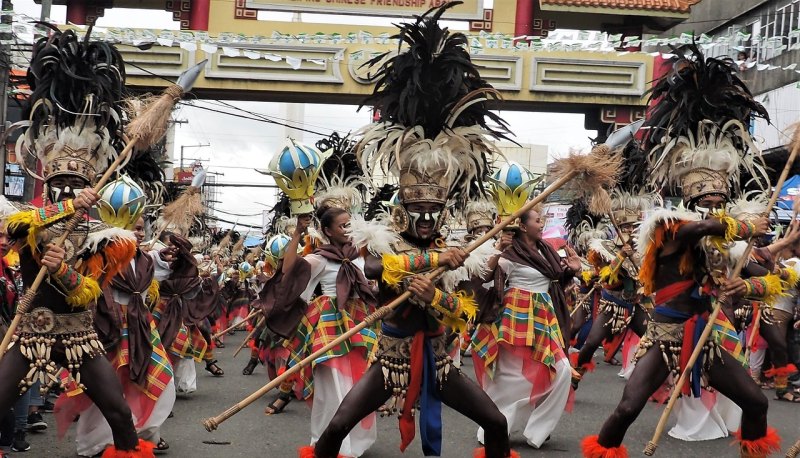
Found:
[315,132,368,215]
[263,193,294,236]
[356,2,510,210]
[565,198,610,253]
[643,43,769,202]
[364,184,398,222]
[19,25,127,187]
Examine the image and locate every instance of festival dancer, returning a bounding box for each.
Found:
[565,199,610,348]
[471,162,579,449]
[75,179,175,456]
[0,199,30,454]
[282,202,379,457]
[304,4,517,457]
[151,232,222,393]
[0,29,152,457]
[266,131,391,456]
[452,199,498,361]
[250,233,300,415]
[572,191,656,387]
[582,45,781,458]
[727,196,800,403]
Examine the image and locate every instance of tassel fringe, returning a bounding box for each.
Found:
[147,279,160,306]
[101,439,155,458]
[297,445,345,458]
[65,276,101,309]
[473,448,521,458]
[733,427,781,457]
[381,253,412,287]
[760,273,788,306]
[581,435,628,458]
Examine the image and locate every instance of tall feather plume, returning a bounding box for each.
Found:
[365,183,397,221]
[565,198,603,247]
[23,25,126,177]
[617,139,649,193]
[642,43,770,196]
[315,132,369,215]
[316,132,363,187]
[356,1,510,208]
[264,193,292,235]
[26,25,126,141]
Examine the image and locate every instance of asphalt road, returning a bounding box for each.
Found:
[21,331,800,457]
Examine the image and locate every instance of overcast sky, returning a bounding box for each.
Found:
[12,0,596,230]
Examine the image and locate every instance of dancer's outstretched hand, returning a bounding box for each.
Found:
[563,246,582,272]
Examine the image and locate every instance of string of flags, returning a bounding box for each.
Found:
[3,9,800,74]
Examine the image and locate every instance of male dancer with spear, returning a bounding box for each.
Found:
[582,45,782,458]
[0,24,201,457]
[202,5,621,457]
[0,29,142,457]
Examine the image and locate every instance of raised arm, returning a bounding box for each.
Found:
[281,214,311,275]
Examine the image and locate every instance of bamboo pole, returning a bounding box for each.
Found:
[786,438,800,458]
[202,169,581,431]
[644,133,800,456]
[743,307,762,363]
[570,283,599,318]
[212,309,261,340]
[234,316,266,358]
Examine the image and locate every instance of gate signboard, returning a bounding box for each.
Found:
[245,0,483,20]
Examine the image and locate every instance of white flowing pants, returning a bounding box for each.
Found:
[309,363,376,457]
[477,348,571,448]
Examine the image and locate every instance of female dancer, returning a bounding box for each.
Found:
[472,207,579,448]
[76,216,174,456]
[281,207,378,457]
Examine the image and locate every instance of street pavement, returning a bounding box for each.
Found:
[26,331,800,457]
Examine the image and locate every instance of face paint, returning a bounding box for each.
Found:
[407,210,441,238]
[695,206,711,219]
[48,184,83,203]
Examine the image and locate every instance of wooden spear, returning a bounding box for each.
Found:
[234,316,266,358]
[644,125,800,456]
[0,60,208,362]
[787,438,800,458]
[202,147,622,431]
[212,309,262,340]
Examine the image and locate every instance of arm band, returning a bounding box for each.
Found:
[53,262,101,309]
[382,252,439,287]
[428,288,478,333]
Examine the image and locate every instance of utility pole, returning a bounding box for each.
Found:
[179,143,209,170]
[0,1,13,196]
[40,0,51,22]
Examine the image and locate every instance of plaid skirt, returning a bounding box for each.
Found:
[151,299,208,362]
[284,295,377,400]
[106,304,174,401]
[472,287,566,380]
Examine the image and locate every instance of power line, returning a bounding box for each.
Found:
[178,101,332,137]
[207,214,264,230]
[124,60,336,137]
[213,207,264,217]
